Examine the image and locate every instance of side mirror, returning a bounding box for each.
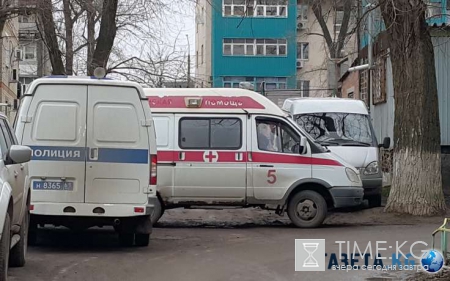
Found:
[299,137,307,154]
[5,145,32,165]
[378,137,391,149]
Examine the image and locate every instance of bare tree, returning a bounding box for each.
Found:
[379,0,445,216]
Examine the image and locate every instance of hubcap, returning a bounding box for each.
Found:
[296,199,318,220]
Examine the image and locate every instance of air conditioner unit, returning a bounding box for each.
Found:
[296,59,304,69]
[297,22,306,30]
[15,49,23,60]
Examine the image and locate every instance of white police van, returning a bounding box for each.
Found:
[14,75,158,246]
[146,88,364,228]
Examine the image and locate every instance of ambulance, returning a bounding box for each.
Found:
[14,76,158,247]
[145,88,364,228]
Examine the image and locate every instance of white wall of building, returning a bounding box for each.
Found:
[195,0,213,88]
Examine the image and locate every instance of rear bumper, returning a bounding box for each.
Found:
[30,201,154,217]
[329,186,364,208]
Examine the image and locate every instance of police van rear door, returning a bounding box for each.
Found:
[22,84,88,203]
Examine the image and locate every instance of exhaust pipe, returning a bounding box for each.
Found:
[114,219,120,226]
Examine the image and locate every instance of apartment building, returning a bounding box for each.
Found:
[0,17,20,121]
[195,0,358,97]
[17,12,51,96]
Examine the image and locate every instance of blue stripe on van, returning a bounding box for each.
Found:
[28,146,148,164]
[92,148,148,164]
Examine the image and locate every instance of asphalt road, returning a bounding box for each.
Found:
[8,219,440,281]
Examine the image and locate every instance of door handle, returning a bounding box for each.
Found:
[178,151,185,161]
[20,164,24,171]
[90,148,98,160]
[260,165,274,168]
[14,171,18,178]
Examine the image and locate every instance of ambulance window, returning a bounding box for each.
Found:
[179,119,209,148]
[179,118,242,149]
[211,119,241,149]
[257,119,300,154]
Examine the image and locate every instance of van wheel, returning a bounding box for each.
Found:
[10,209,29,267]
[119,233,134,247]
[368,194,382,208]
[0,213,11,281]
[151,199,164,225]
[287,190,327,228]
[135,234,150,247]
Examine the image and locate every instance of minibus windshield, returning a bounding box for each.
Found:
[293,113,376,147]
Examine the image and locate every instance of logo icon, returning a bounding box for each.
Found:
[421,249,444,273]
[203,151,218,163]
[295,239,325,271]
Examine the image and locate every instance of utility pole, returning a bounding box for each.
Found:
[186,34,191,88]
[348,3,374,113]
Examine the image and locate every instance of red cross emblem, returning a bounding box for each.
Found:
[203,151,218,163]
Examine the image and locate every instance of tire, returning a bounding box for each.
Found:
[9,209,29,267]
[135,234,150,247]
[0,213,11,281]
[119,233,134,247]
[287,190,327,228]
[368,194,382,208]
[150,198,164,225]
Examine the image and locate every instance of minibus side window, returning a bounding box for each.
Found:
[256,119,300,154]
[179,117,242,150]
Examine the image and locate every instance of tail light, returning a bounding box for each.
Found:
[150,154,157,185]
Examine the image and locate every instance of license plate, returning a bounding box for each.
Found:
[33,181,74,191]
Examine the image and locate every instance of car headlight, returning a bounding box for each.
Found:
[346,168,361,183]
[363,161,379,175]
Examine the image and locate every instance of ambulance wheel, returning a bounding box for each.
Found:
[119,233,134,247]
[135,234,150,247]
[150,198,164,225]
[287,190,327,228]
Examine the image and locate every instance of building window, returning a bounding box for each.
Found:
[296,80,310,97]
[201,45,204,64]
[360,69,368,104]
[425,1,442,19]
[223,38,287,56]
[24,45,36,61]
[196,51,199,67]
[297,4,308,22]
[297,42,309,60]
[256,77,287,90]
[223,0,288,18]
[334,9,344,35]
[222,76,287,90]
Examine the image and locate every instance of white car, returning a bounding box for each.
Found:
[0,114,32,281]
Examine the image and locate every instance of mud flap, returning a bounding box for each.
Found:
[135,215,152,235]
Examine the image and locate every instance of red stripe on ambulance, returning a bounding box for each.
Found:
[148,96,265,109]
[157,151,342,167]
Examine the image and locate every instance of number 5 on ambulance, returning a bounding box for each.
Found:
[146,88,364,228]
